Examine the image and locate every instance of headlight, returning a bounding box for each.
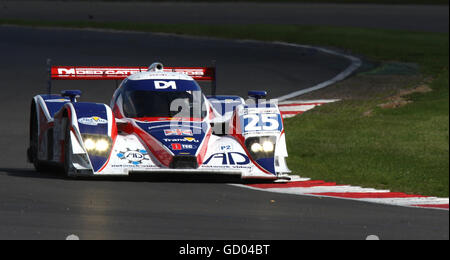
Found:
[82,134,112,156]
[245,136,276,160]
[84,138,97,151]
[95,139,110,152]
[262,141,274,152]
[251,143,263,153]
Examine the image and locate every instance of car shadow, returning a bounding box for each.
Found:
[1,167,66,180]
[0,167,276,185]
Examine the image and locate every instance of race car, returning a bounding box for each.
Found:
[27,62,291,180]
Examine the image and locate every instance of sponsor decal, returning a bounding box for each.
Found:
[57,67,141,77]
[154,80,177,90]
[116,148,150,165]
[225,99,237,104]
[181,144,197,149]
[204,152,250,166]
[163,137,200,143]
[110,164,157,169]
[243,113,281,132]
[171,69,205,76]
[45,99,69,103]
[171,143,198,151]
[184,137,196,142]
[52,67,210,80]
[78,116,108,126]
[164,129,193,136]
[171,143,182,151]
[219,144,233,151]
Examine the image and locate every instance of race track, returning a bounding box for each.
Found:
[1,1,448,32]
[0,26,448,240]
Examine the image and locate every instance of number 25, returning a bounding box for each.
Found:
[244,114,279,131]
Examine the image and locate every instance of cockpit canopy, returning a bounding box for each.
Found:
[118,78,208,120]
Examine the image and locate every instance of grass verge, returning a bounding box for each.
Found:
[287,72,448,197]
[1,19,448,196]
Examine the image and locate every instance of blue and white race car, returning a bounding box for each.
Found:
[27,62,291,179]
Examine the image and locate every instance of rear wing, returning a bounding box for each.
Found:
[47,61,217,95]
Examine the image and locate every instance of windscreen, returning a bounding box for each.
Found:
[122,90,208,119]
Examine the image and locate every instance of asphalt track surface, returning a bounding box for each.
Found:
[0,26,448,240]
[1,1,449,33]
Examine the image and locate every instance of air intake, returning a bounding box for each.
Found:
[170,156,198,169]
[147,62,164,72]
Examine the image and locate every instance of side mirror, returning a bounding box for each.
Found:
[248,90,267,100]
[62,90,82,102]
[248,90,267,105]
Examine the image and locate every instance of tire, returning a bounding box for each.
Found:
[63,117,73,177]
[29,104,47,172]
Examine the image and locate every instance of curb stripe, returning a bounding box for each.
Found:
[279,103,326,107]
[278,100,338,119]
[278,99,340,104]
[413,204,449,209]
[247,180,332,188]
[236,177,449,211]
[280,111,308,114]
[262,186,390,194]
[359,197,449,205]
[280,111,304,116]
[280,106,316,112]
[308,192,428,199]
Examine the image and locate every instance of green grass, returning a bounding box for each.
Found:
[285,71,449,197]
[1,19,448,196]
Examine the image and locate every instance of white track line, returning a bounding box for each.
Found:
[3,24,361,100]
[234,39,362,101]
[272,42,362,101]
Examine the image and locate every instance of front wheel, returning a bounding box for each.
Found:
[63,118,73,177]
[29,103,49,172]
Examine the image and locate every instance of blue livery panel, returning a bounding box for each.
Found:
[41,95,70,119]
[73,103,109,136]
[136,121,209,156]
[71,102,111,172]
[123,79,201,92]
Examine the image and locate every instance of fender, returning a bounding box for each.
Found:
[55,102,118,173]
[229,103,285,176]
[31,95,70,162]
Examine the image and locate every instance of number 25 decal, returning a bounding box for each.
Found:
[243,114,280,132]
